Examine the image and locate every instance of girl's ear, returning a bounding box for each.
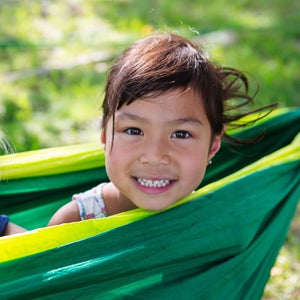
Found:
[208,134,222,160]
[208,127,225,162]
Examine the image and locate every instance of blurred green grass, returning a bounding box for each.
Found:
[1,0,299,151]
[0,1,299,298]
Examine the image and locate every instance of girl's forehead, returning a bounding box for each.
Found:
[119,87,202,109]
[114,88,207,121]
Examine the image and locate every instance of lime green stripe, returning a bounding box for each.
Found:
[0,143,104,180]
[225,107,293,134]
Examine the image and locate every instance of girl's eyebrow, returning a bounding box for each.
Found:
[116,112,204,126]
[170,117,204,126]
[115,112,145,122]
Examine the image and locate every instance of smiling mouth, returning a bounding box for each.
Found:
[136,178,171,188]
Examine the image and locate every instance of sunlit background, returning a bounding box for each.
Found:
[1,0,299,152]
[0,1,299,298]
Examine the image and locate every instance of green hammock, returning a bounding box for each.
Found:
[0,108,299,299]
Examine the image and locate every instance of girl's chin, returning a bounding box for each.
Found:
[133,196,177,212]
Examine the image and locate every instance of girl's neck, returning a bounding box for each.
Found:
[102,182,137,216]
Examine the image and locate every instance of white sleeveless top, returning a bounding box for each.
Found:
[72,183,108,220]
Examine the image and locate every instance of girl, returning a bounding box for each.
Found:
[48,33,276,226]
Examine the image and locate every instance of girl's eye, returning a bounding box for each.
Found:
[124,127,143,136]
[172,130,191,139]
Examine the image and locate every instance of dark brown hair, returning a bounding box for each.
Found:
[101,33,276,143]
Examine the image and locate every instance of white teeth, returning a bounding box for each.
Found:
[137,178,171,187]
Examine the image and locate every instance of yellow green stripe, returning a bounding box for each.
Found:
[0,143,104,180]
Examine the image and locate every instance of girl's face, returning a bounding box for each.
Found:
[102,88,222,211]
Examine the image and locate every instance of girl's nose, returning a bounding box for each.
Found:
[139,138,171,166]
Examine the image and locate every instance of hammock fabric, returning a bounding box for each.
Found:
[0,108,299,299]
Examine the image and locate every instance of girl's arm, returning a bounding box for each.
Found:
[48,201,81,226]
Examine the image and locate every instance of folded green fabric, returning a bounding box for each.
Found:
[0,108,299,299]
